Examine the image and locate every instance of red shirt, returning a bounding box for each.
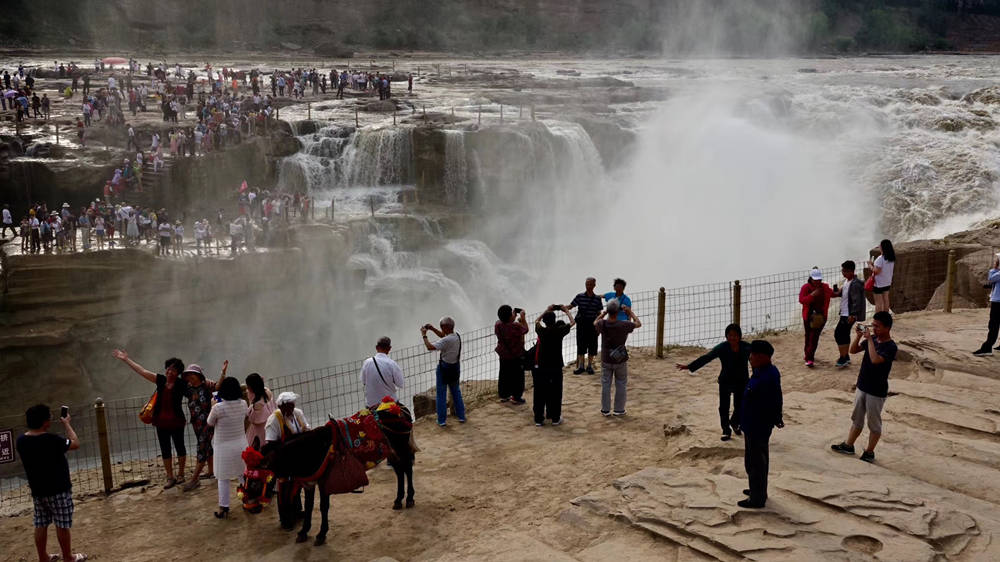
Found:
[799,282,834,320]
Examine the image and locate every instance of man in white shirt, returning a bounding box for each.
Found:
[264,392,312,531]
[360,337,405,408]
[264,392,311,444]
[421,316,466,426]
[1,204,13,238]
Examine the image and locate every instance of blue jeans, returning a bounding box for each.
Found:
[436,362,466,424]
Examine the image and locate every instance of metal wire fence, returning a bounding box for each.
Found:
[2,257,945,512]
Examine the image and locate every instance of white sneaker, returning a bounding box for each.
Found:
[552,418,564,426]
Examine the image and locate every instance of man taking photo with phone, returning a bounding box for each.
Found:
[830,311,898,464]
[17,404,87,562]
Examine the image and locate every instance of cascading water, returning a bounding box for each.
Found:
[442,130,470,205]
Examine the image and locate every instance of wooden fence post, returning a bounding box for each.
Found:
[369,196,375,217]
[94,398,113,494]
[732,280,742,326]
[355,107,359,128]
[307,102,311,120]
[945,250,956,313]
[656,287,666,359]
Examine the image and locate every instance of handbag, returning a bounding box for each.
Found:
[808,311,826,330]
[139,391,157,424]
[608,344,630,363]
[864,275,876,292]
[322,423,370,494]
[521,343,538,371]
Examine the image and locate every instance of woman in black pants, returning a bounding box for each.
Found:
[533,305,575,426]
[113,349,188,488]
[676,324,751,441]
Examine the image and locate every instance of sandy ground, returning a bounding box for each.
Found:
[1,308,999,561]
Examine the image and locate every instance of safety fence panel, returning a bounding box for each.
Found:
[2,255,933,512]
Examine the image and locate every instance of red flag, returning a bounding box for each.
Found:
[239,180,248,193]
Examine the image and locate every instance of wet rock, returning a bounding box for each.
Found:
[280,42,302,51]
[313,41,353,58]
[963,86,1000,104]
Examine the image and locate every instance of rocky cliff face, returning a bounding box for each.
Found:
[890,221,1000,313]
[0,224,351,414]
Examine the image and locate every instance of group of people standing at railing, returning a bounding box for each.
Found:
[490,277,642,427]
[798,240,896,369]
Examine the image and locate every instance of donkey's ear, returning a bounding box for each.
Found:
[328,413,334,421]
[252,436,261,451]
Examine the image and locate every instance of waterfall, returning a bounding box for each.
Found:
[341,127,415,187]
[443,130,469,205]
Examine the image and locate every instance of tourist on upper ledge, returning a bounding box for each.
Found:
[798,267,833,368]
[973,253,1000,357]
[739,340,783,509]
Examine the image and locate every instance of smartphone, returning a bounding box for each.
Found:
[514,308,523,314]
[60,405,69,419]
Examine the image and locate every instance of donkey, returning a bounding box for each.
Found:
[246,402,415,546]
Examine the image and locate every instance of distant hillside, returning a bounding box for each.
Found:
[2,0,1000,55]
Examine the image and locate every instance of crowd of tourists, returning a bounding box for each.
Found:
[16,238,1000,560]
[1,187,315,258]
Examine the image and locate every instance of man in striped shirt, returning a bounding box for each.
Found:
[569,277,603,374]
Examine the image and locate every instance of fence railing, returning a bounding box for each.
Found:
[0,252,960,512]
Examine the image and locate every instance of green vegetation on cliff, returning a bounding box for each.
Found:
[3,0,1000,54]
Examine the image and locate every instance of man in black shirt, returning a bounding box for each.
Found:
[533,305,575,426]
[830,311,898,463]
[569,277,603,374]
[16,404,86,562]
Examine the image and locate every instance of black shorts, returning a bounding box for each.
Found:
[834,316,854,346]
[873,285,891,295]
[576,320,598,356]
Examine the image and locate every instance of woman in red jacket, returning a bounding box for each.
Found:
[799,268,833,368]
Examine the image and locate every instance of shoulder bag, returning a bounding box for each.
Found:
[139,390,157,424]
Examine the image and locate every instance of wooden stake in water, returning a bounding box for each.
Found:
[307,102,311,120]
[500,104,503,123]
[330,199,335,222]
[478,105,482,125]
[393,107,397,126]
[355,107,359,128]
[55,125,59,145]
[423,105,426,120]
[370,196,375,217]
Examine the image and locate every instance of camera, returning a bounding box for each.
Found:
[513,308,523,314]
[855,323,868,333]
[551,304,563,310]
[60,405,69,419]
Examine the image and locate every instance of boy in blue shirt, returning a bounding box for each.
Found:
[603,278,632,321]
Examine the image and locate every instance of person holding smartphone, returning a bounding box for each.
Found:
[494,305,528,404]
[973,253,1000,356]
[17,404,87,562]
[830,311,898,463]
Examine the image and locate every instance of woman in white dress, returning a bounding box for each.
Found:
[206,377,248,519]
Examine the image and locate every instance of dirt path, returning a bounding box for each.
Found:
[2,308,998,561]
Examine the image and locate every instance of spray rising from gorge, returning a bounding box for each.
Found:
[273,57,1000,341]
